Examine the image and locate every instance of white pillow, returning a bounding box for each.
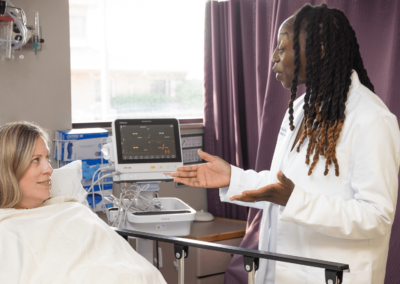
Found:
[50,160,89,207]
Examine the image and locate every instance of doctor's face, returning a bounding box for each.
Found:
[272,16,307,90]
[17,137,53,209]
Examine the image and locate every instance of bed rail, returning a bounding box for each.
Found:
[114,228,349,284]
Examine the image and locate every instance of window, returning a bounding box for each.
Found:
[93,79,115,102]
[150,80,167,96]
[70,16,85,39]
[69,0,205,123]
[94,79,101,102]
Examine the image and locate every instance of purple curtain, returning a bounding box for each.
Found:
[204,0,260,220]
[204,0,400,283]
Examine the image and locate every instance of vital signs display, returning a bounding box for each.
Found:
[119,124,177,160]
[113,119,182,166]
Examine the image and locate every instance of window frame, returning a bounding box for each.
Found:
[72,118,204,130]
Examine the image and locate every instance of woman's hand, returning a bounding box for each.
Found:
[230,171,294,206]
[171,150,231,188]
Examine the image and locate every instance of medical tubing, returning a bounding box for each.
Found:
[97,170,106,213]
[105,184,164,228]
[5,6,27,50]
[98,170,107,203]
[0,38,18,44]
[88,167,102,211]
[105,185,159,227]
[125,183,162,212]
[91,171,114,209]
[97,165,115,212]
[89,167,104,211]
[119,184,148,227]
[112,192,126,228]
[5,0,14,7]
[98,169,113,213]
[87,172,117,211]
[87,164,115,196]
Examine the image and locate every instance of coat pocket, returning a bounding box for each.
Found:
[308,232,371,273]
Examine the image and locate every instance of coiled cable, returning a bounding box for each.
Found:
[105,183,164,227]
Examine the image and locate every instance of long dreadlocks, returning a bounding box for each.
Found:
[289,4,374,176]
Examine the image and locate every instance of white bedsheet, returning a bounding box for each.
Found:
[0,197,167,284]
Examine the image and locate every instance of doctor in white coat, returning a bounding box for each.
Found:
[172,4,400,284]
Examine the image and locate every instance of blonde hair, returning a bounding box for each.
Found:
[0,121,50,208]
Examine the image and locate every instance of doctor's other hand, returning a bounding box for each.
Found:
[229,171,294,206]
[171,150,231,188]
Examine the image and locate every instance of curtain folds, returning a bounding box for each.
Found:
[204,0,254,221]
[203,0,400,283]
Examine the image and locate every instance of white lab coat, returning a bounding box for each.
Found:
[220,71,400,284]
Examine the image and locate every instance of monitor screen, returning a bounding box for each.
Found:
[114,119,182,164]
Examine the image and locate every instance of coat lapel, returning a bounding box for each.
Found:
[269,102,304,184]
[256,98,305,284]
[256,97,306,284]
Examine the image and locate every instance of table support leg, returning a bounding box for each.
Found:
[174,244,189,284]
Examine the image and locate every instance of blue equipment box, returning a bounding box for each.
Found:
[54,128,108,161]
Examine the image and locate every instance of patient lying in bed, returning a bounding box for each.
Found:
[0,121,166,284]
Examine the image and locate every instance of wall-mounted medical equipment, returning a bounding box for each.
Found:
[181,133,205,164]
[175,133,205,188]
[0,0,44,59]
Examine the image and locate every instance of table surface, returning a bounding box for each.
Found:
[97,212,247,242]
[184,217,247,242]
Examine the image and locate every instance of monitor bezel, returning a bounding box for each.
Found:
[114,118,182,164]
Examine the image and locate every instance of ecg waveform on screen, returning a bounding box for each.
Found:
[158,144,170,154]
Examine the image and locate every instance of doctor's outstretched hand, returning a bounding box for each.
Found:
[230,171,295,206]
[171,150,231,188]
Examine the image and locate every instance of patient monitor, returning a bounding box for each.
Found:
[102,119,195,264]
[104,118,183,183]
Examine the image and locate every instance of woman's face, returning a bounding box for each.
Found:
[17,137,53,209]
[272,16,307,90]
